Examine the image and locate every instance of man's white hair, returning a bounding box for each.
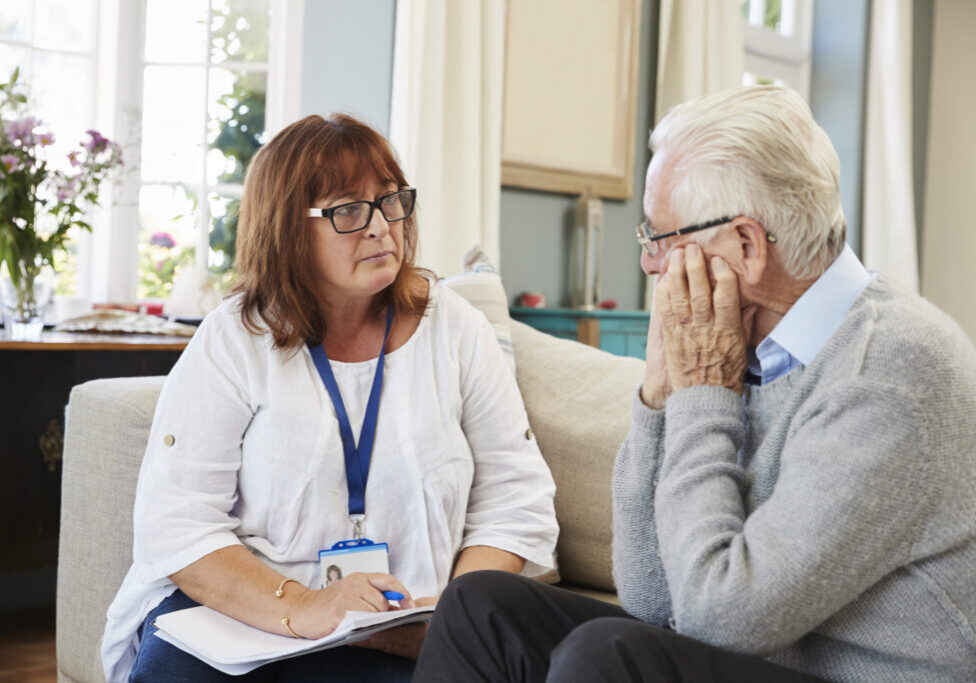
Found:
[649,85,846,280]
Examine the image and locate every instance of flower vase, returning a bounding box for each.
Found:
[0,264,54,341]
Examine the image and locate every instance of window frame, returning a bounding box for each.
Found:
[0,0,103,299]
[89,0,302,305]
[742,0,814,100]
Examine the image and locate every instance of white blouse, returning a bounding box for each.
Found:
[101,282,558,681]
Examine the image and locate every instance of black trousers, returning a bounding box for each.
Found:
[413,571,825,683]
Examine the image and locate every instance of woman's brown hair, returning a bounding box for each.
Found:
[232,113,430,349]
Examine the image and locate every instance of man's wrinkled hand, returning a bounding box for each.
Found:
[657,245,751,394]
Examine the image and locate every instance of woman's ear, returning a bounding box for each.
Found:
[734,217,768,286]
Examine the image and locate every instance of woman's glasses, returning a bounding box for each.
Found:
[308,188,416,234]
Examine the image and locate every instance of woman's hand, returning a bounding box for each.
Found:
[289,572,414,640]
[354,596,438,660]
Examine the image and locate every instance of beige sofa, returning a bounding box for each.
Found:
[55,320,644,682]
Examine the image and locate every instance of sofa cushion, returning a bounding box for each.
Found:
[511,320,644,593]
[439,245,516,374]
[57,376,165,683]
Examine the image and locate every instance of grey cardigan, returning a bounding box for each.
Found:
[612,276,976,681]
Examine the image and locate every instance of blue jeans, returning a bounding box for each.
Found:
[129,590,415,682]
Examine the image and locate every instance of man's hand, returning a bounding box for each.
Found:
[354,596,438,660]
[657,245,753,394]
[641,275,670,410]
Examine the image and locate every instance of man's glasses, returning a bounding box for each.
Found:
[308,188,416,234]
[635,216,735,256]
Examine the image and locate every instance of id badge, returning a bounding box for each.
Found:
[318,538,390,588]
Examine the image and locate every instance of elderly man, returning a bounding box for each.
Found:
[412,85,976,682]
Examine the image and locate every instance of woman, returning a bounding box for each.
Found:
[325,565,342,586]
[101,114,558,682]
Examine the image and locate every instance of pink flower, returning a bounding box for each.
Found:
[1,154,21,172]
[149,231,176,248]
[37,131,54,146]
[67,150,81,167]
[56,176,79,203]
[83,129,110,153]
[5,117,39,145]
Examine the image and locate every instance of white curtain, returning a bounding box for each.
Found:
[389,0,505,277]
[645,0,744,307]
[655,0,744,123]
[863,0,918,292]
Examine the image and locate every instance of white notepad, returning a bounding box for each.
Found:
[153,604,435,676]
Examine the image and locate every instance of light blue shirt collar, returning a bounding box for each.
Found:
[749,244,873,384]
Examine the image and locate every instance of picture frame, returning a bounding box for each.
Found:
[501,0,643,200]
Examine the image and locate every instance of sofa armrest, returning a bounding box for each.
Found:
[56,376,164,683]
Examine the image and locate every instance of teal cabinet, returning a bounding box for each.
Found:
[510,307,649,360]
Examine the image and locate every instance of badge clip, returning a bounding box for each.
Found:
[349,514,365,539]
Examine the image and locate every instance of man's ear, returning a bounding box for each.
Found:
[733,217,768,286]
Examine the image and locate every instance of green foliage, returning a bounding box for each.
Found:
[139,243,196,299]
[740,0,783,31]
[208,76,264,276]
[133,1,268,296]
[211,0,270,62]
[765,0,782,31]
[207,1,269,278]
[138,190,199,300]
[209,196,241,272]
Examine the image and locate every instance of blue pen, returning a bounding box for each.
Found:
[382,591,404,601]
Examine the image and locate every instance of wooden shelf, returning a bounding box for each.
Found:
[510,307,649,359]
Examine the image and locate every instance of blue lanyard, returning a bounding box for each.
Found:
[308,305,394,520]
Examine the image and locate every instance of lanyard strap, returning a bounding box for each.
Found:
[308,305,394,518]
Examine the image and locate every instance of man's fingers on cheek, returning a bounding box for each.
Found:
[710,256,734,282]
[685,243,708,274]
[713,298,739,326]
[670,247,684,271]
[710,259,743,327]
[657,287,675,325]
[668,267,694,322]
[669,250,687,288]
[654,272,669,297]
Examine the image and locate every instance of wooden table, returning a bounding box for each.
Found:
[0,331,189,612]
[0,330,190,351]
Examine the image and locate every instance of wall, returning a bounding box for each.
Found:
[809,0,934,275]
[296,1,657,311]
[500,0,875,311]
[300,0,396,135]
[808,0,870,255]
[921,0,976,343]
[498,0,658,311]
[912,0,934,268]
[295,1,883,315]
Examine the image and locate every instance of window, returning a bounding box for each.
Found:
[0,0,99,295]
[2,0,298,311]
[136,0,270,301]
[741,0,814,99]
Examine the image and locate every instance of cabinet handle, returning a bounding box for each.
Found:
[39,418,63,472]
